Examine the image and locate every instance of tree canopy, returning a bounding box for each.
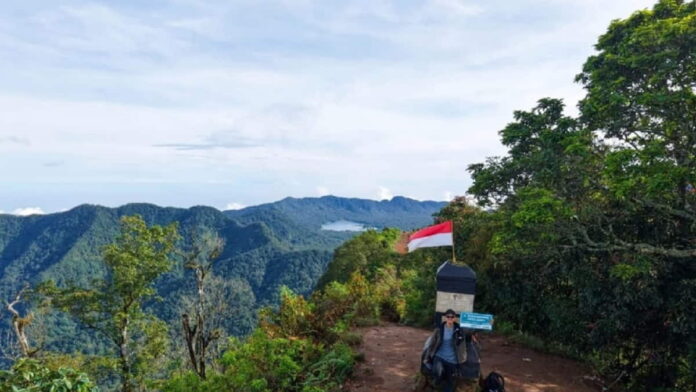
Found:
[40,216,179,392]
[462,1,696,389]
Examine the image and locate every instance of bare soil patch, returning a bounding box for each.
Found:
[344,322,601,392]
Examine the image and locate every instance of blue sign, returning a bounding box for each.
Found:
[459,312,493,331]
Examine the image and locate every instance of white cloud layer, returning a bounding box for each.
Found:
[0,0,656,213]
[224,202,246,210]
[316,186,330,197]
[12,207,45,216]
[378,186,393,201]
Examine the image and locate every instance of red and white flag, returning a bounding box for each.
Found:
[407,221,453,252]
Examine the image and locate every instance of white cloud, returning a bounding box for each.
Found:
[378,186,393,201]
[316,186,330,196]
[224,202,245,210]
[12,207,45,216]
[33,4,184,59]
[0,0,657,211]
[444,191,454,201]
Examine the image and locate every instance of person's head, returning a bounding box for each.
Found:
[443,309,457,326]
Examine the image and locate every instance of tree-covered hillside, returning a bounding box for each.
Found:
[226,195,446,231]
[3,1,693,390]
[0,196,444,358]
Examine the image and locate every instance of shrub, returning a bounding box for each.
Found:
[372,265,406,322]
[301,343,355,391]
[0,358,99,392]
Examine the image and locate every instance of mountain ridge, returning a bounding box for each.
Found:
[0,195,445,356]
[225,195,446,232]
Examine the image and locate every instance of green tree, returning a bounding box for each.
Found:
[0,358,99,392]
[317,228,400,288]
[573,2,696,387]
[465,99,590,335]
[40,215,179,392]
[468,98,595,207]
[462,2,696,388]
[576,0,696,258]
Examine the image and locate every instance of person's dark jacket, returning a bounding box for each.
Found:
[422,322,468,365]
[421,322,480,380]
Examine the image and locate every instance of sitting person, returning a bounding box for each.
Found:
[421,309,478,392]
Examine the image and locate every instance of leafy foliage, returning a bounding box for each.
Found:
[317,228,399,288]
[0,198,441,390]
[0,358,99,392]
[161,283,365,392]
[0,197,443,362]
[464,97,695,390]
[4,2,694,391]
[39,215,179,392]
[457,2,696,389]
[160,227,414,392]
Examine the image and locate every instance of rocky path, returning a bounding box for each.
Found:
[344,323,602,392]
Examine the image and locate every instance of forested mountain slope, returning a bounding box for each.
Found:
[0,196,444,355]
[226,195,446,231]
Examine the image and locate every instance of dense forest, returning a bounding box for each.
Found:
[0,197,443,371]
[2,1,694,391]
[462,2,695,388]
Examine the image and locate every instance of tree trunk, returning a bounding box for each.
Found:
[6,285,35,358]
[197,308,206,379]
[11,316,31,357]
[182,313,201,377]
[181,238,224,379]
[119,317,132,392]
[195,268,207,379]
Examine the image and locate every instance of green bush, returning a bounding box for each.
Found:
[0,358,99,392]
[163,331,354,392]
[220,331,310,391]
[265,286,317,339]
[372,265,405,322]
[345,272,379,326]
[301,343,355,391]
[161,371,210,392]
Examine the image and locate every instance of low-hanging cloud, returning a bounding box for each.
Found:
[224,202,246,210]
[378,186,393,201]
[12,207,45,216]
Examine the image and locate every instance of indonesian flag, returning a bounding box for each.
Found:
[407,221,453,252]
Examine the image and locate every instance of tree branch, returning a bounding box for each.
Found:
[4,284,37,357]
[633,197,696,221]
[573,225,696,258]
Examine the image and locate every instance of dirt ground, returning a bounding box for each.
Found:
[343,323,602,392]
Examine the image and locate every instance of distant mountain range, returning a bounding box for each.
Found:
[0,196,446,355]
[226,195,447,230]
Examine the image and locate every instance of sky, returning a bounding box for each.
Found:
[0,0,655,215]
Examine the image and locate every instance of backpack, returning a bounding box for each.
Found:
[482,371,505,392]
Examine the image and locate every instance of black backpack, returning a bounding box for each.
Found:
[482,371,505,392]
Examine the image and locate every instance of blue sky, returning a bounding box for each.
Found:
[0,0,654,214]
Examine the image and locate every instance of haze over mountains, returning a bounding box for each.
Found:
[0,195,446,354]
